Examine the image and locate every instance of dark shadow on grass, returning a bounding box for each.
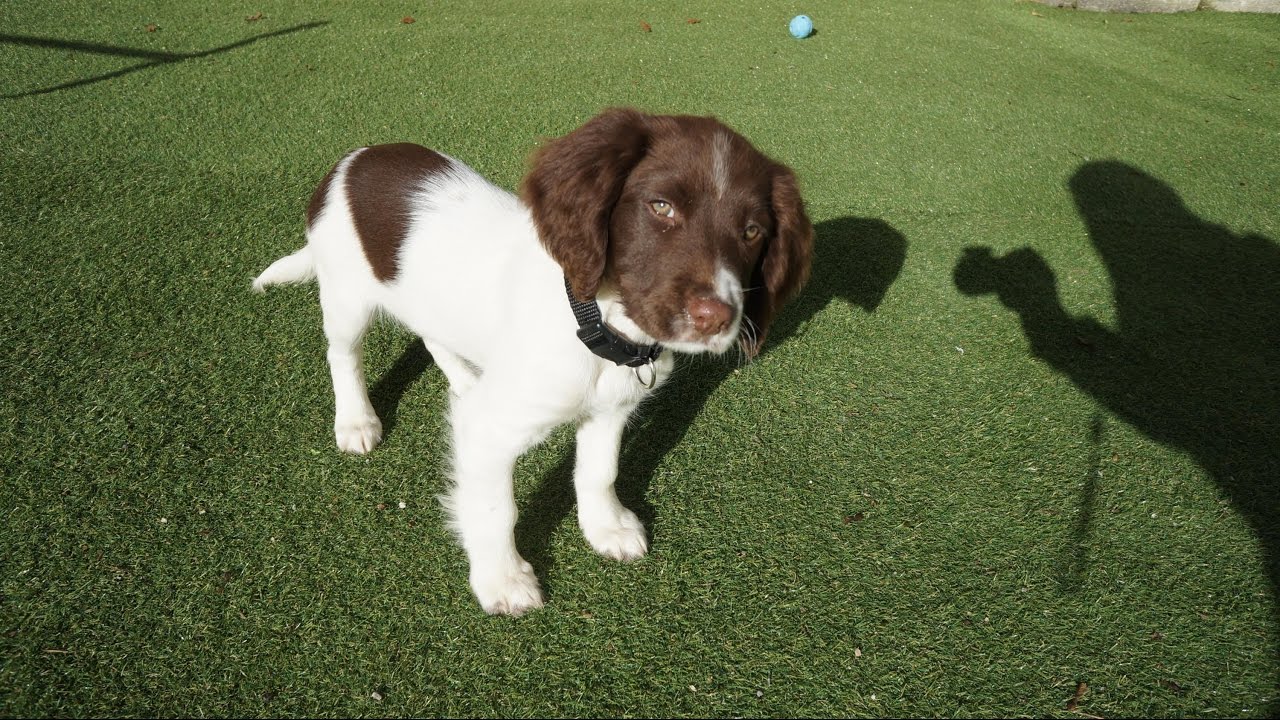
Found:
[0,21,329,99]
[368,340,434,442]
[954,160,1280,710]
[514,217,908,589]
[1071,413,1104,593]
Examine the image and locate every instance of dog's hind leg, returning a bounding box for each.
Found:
[423,340,479,398]
[318,279,382,454]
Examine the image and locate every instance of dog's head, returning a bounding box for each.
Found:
[521,108,813,358]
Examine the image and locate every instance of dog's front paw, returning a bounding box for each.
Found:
[581,507,648,561]
[470,560,544,616]
[334,414,382,454]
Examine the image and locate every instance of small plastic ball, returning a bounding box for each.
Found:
[789,14,814,40]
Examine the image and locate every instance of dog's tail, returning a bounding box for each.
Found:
[252,247,316,293]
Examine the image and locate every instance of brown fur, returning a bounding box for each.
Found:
[305,164,338,231]
[341,143,453,283]
[521,108,813,357]
[521,109,650,302]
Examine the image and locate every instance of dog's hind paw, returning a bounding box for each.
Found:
[335,414,383,454]
[471,561,544,617]
[581,507,649,561]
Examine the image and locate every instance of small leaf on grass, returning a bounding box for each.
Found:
[246,12,264,22]
[1161,679,1185,696]
[686,18,702,24]
[401,16,415,24]
[640,20,652,33]
[1066,681,1088,711]
[843,512,866,524]
[145,24,159,33]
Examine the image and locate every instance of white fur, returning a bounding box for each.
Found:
[255,151,684,616]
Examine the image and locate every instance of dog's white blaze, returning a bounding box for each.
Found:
[704,263,745,353]
[714,262,743,309]
[712,131,732,200]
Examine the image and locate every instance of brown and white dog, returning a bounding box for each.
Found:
[254,108,813,615]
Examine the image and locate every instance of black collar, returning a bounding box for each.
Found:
[565,278,663,368]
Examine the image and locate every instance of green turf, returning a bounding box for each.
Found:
[2,0,1278,717]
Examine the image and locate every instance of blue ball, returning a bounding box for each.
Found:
[789,14,814,39]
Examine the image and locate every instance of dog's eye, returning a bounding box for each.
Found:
[649,200,675,219]
[743,224,762,243]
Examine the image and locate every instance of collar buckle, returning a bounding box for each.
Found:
[566,278,664,369]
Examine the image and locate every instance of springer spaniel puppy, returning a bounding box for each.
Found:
[254,108,813,615]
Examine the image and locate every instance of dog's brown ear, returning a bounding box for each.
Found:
[521,108,651,301]
[741,163,814,358]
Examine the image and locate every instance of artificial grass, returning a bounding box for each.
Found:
[1,0,1278,717]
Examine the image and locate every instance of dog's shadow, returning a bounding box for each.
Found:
[367,216,907,594]
[368,340,434,440]
[514,216,908,590]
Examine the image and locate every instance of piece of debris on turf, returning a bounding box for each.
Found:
[401,16,415,24]
[1065,681,1088,712]
[246,12,264,22]
[640,20,652,32]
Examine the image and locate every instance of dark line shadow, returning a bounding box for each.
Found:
[1062,413,1103,592]
[954,160,1280,712]
[0,21,329,99]
[514,217,909,587]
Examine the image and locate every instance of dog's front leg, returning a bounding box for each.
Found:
[443,390,556,616]
[574,410,648,561]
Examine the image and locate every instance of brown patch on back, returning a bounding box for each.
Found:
[305,164,338,230]
[343,143,453,283]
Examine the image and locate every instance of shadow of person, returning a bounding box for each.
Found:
[954,160,1280,705]
[512,217,908,590]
